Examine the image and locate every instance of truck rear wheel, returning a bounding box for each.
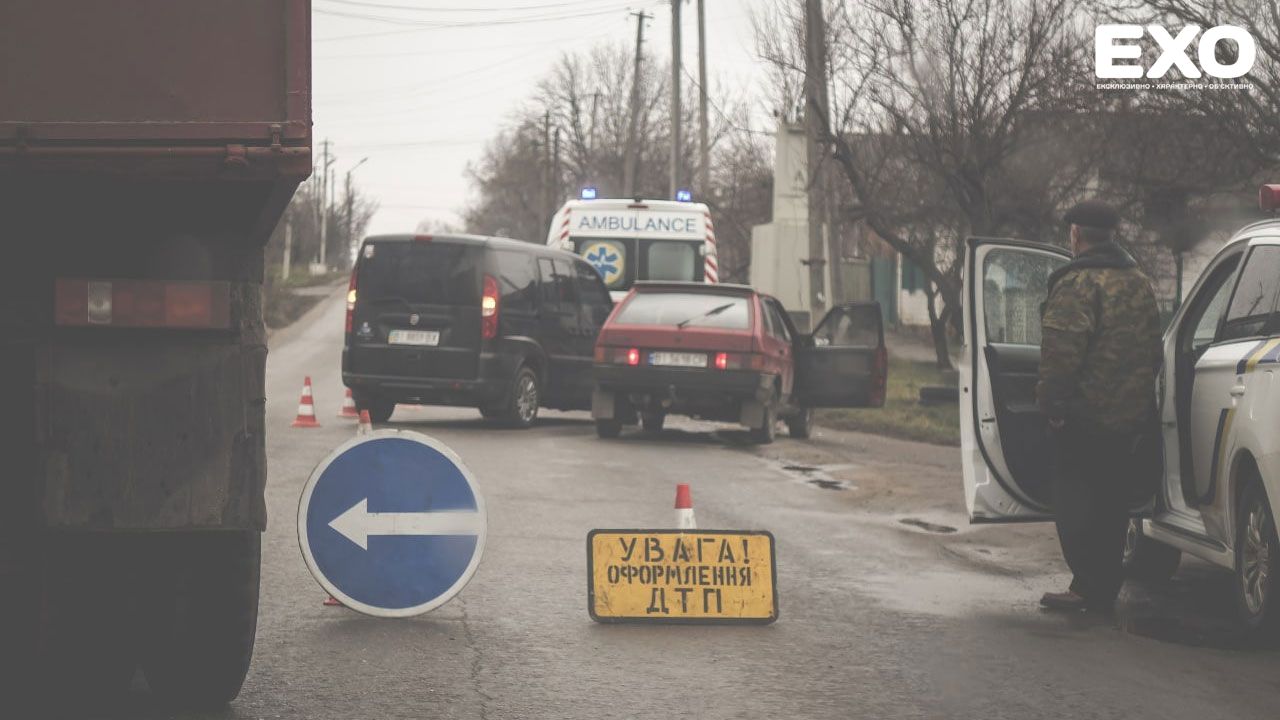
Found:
[141,531,260,709]
[13,533,140,714]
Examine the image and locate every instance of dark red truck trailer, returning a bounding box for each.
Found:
[0,0,310,708]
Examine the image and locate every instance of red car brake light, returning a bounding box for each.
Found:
[627,347,641,366]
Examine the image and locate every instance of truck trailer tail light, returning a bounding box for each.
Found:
[481,274,499,339]
[345,270,358,334]
[55,279,230,329]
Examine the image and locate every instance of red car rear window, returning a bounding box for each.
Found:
[614,292,751,330]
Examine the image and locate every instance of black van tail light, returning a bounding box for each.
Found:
[481,274,500,339]
[345,270,357,334]
[870,345,888,407]
[54,278,230,329]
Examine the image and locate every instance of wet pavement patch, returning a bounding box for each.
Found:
[1114,573,1259,650]
[898,518,958,534]
[768,461,855,491]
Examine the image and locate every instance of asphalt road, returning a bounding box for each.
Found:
[122,291,1280,719]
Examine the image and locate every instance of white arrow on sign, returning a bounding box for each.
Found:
[329,498,483,550]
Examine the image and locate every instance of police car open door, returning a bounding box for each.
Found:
[962,238,1070,522]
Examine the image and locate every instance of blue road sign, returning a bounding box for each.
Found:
[298,430,486,617]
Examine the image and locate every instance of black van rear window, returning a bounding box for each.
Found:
[358,241,479,306]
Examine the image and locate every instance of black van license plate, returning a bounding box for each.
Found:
[388,329,440,346]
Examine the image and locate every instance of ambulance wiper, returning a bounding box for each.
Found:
[676,303,733,329]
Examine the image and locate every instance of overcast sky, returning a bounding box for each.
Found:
[311,0,769,237]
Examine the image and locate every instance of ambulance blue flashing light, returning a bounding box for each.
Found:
[581,187,598,200]
[675,189,693,202]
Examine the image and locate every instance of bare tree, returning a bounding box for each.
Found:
[465,42,772,272]
[760,0,1098,368]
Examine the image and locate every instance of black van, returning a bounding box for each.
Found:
[341,234,613,427]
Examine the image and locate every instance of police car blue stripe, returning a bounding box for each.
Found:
[1236,340,1269,375]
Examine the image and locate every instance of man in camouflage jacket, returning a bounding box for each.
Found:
[1037,200,1162,613]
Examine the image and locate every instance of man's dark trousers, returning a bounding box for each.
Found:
[1051,424,1137,610]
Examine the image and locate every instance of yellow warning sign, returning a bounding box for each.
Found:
[588,530,777,624]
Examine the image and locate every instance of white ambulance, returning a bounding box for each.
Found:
[545,193,719,300]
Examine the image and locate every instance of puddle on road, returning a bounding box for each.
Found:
[899,517,958,534]
[1114,572,1261,650]
[768,461,856,491]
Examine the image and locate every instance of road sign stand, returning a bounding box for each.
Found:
[298,429,486,618]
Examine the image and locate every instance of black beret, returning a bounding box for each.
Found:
[1062,200,1120,230]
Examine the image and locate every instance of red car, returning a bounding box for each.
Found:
[591,282,886,443]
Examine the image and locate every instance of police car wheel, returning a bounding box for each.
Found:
[786,407,814,439]
[595,419,623,439]
[141,531,260,709]
[641,412,666,433]
[1235,479,1280,640]
[1122,519,1180,583]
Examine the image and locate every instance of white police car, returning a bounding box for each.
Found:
[960,188,1280,635]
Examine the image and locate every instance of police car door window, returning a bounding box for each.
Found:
[1186,259,1239,353]
[982,250,1065,346]
[1220,246,1280,343]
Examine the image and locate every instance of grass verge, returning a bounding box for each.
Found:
[816,357,959,446]
[264,282,326,330]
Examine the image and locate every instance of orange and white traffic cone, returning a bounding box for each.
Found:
[337,388,359,418]
[291,376,321,428]
[674,483,696,529]
[357,409,373,436]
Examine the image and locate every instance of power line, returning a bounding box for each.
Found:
[680,65,770,138]
[318,0,607,13]
[316,27,617,60]
[313,1,652,38]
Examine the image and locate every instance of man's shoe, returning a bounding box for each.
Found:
[1039,590,1086,611]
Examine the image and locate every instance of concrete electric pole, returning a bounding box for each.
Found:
[804,0,830,320]
[669,0,682,200]
[624,10,650,198]
[318,138,335,272]
[697,0,710,197]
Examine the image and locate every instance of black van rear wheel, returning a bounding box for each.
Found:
[492,366,539,429]
[354,392,394,423]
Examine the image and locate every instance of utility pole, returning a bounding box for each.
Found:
[804,0,830,319]
[589,90,600,156]
[318,138,335,271]
[552,126,561,224]
[623,10,650,198]
[669,0,683,199]
[344,157,368,269]
[542,111,552,226]
[696,0,710,197]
